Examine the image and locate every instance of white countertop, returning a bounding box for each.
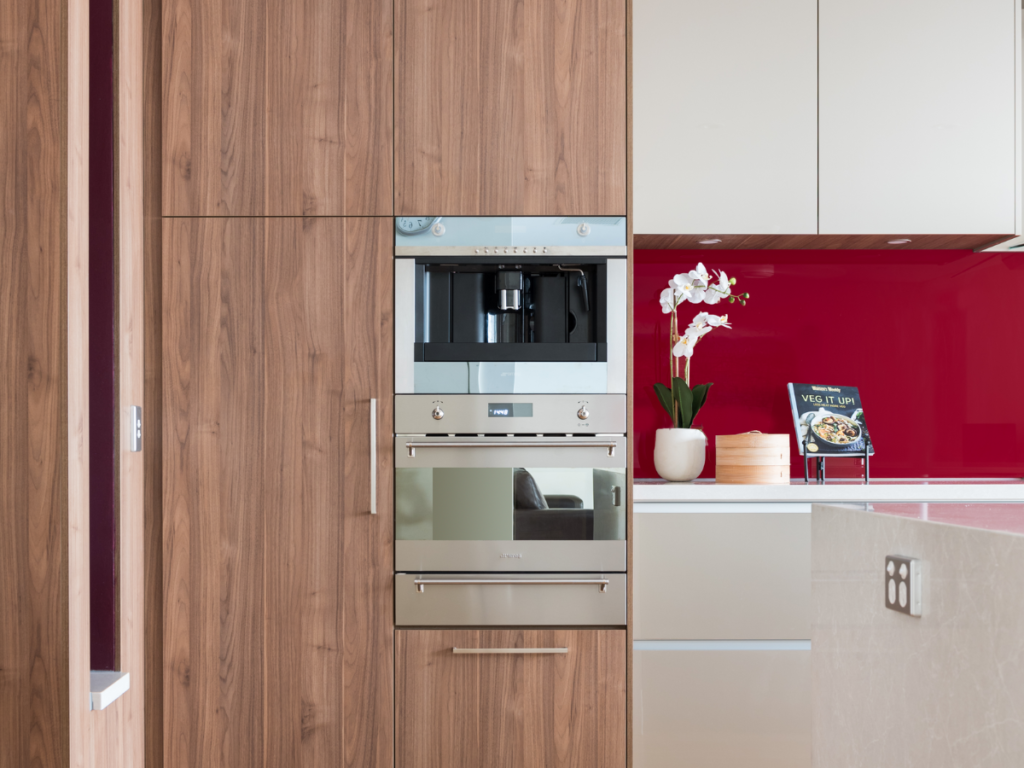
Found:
[634,478,1024,504]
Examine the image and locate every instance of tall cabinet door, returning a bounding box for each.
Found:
[162,0,393,216]
[395,0,627,216]
[163,217,394,768]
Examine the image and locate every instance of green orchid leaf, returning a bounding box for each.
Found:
[691,382,713,420]
[653,382,674,424]
[671,377,694,429]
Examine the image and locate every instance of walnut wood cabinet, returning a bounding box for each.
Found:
[162,0,393,216]
[395,629,626,768]
[395,0,627,216]
[162,216,394,768]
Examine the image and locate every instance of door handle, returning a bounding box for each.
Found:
[452,647,568,655]
[405,440,617,458]
[413,578,609,593]
[370,398,377,515]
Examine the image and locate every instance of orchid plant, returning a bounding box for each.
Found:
[654,263,749,429]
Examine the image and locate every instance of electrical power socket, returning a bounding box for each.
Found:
[885,555,922,617]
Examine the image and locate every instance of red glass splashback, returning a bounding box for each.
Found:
[633,249,1024,479]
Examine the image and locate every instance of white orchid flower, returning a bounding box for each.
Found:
[672,333,696,358]
[687,313,714,336]
[716,270,732,293]
[659,287,677,314]
[705,314,731,328]
[670,271,706,303]
[684,283,706,303]
[688,262,711,286]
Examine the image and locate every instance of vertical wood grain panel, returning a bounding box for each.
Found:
[479,0,524,213]
[625,0,633,761]
[394,0,481,215]
[0,0,72,762]
[263,219,318,768]
[395,0,626,215]
[164,217,393,768]
[339,217,394,768]
[69,0,90,756]
[163,0,392,216]
[144,0,165,763]
[162,0,264,215]
[163,218,266,768]
[396,630,626,768]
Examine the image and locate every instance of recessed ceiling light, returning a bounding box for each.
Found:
[698,238,722,245]
[887,238,912,245]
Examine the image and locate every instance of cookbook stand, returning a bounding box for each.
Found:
[803,432,872,485]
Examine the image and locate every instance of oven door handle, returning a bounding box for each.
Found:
[413,578,610,593]
[452,647,569,655]
[405,440,617,457]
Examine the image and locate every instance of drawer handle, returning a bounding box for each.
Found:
[413,578,609,593]
[405,440,616,458]
[452,647,569,655]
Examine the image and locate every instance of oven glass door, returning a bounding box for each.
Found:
[395,435,626,571]
[397,465,626,542]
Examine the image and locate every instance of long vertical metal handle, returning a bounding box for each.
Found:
[370,398,377,515]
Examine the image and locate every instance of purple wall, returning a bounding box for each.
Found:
[89,0,117,671]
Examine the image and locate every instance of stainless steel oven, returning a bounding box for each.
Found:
[395,394,626,573]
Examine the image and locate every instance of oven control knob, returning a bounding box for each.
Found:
[577,406,589,420]
[432,406,444,420]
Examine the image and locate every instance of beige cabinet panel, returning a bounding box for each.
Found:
[634,0,817,234]
[634,648,811,768]
[634,509,811,640]
[819,0,1018,235]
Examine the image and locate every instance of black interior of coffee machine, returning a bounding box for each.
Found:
[413,261,607,362]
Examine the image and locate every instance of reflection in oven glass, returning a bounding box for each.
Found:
[395,467,626,542]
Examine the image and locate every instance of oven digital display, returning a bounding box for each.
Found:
[488,403,533,418]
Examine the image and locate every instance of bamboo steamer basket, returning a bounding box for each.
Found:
[715,432,790,485]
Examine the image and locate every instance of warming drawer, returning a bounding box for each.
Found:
[395,572,627,627]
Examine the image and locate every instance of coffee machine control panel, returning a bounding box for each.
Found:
[396,395,625,435]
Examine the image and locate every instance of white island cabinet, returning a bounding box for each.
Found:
[631,480,1024,768]
[633,0,818,236]
[819,0,1019,236]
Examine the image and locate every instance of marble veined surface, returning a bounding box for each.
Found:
[812,502,1024,767]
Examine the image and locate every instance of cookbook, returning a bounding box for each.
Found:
[787,383,874,456]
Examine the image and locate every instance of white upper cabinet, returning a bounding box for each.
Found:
[819,0,1019,235]
[634,0,818,235]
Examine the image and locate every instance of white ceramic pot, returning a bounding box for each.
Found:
[653,428,707,482]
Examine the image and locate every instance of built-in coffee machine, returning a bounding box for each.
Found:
[393,217,627,627]
[395,216,626,395]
